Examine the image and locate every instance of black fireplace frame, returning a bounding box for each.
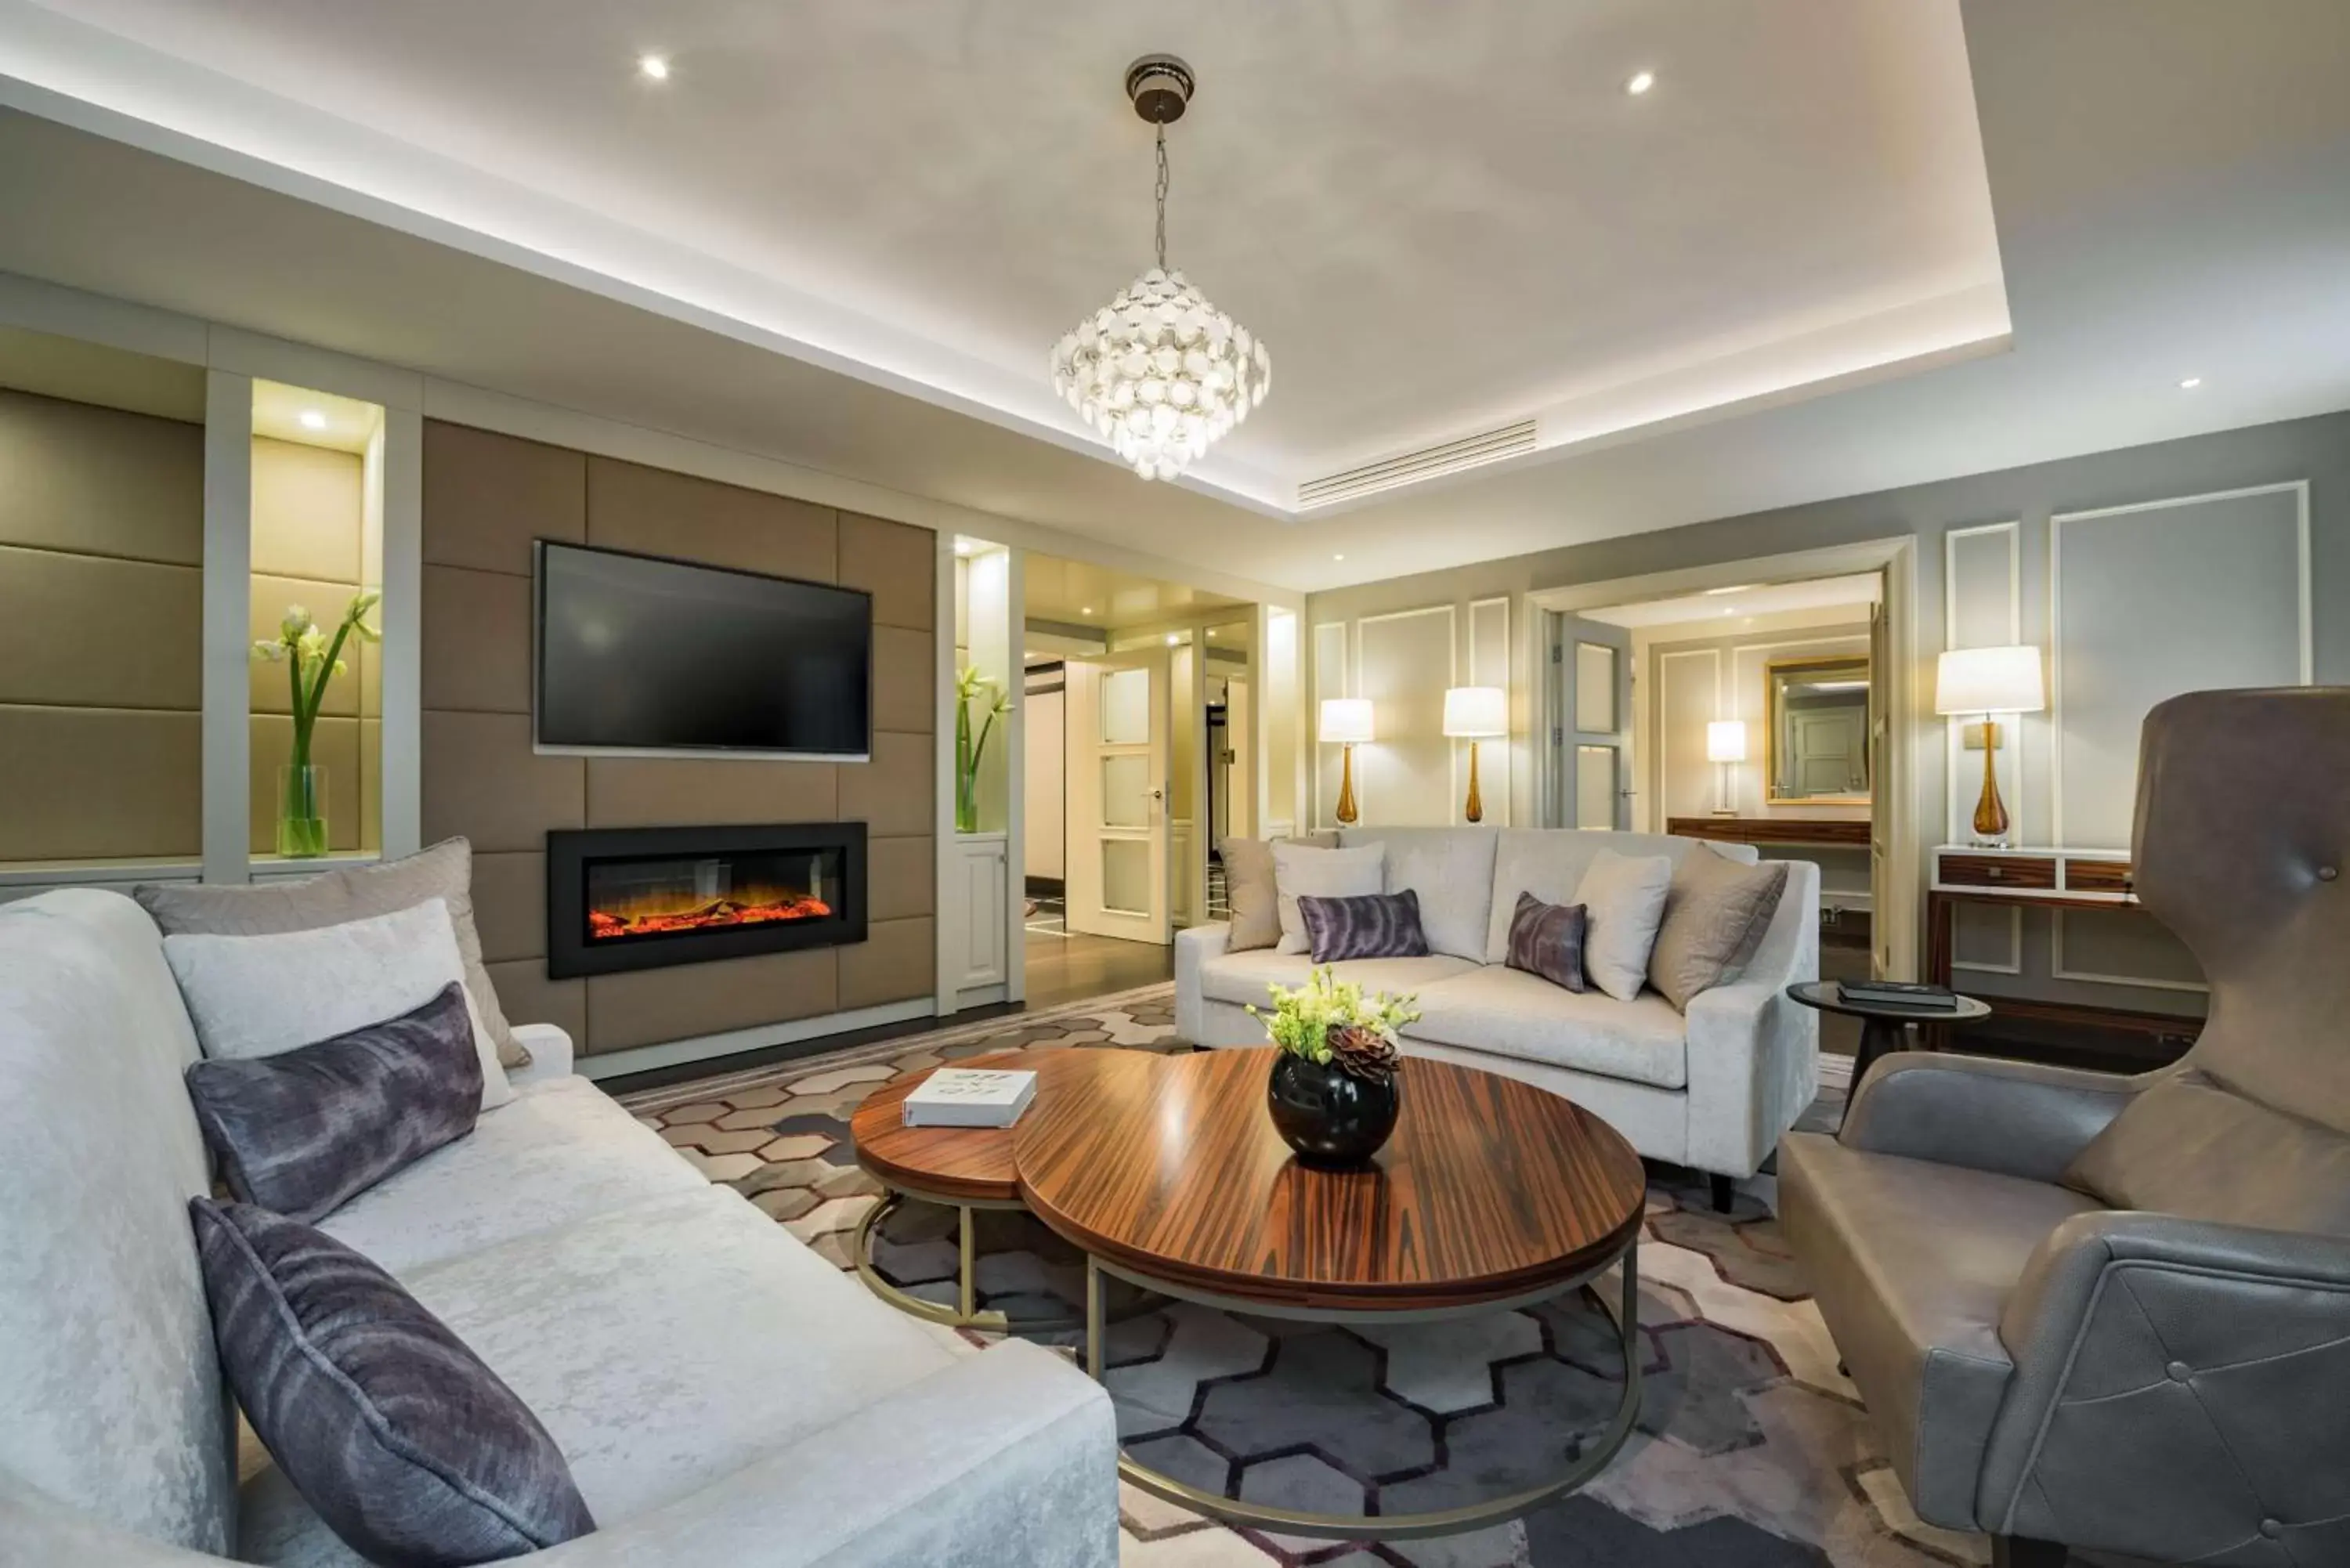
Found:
[545,822,868,979]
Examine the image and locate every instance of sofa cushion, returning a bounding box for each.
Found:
[1503,892,1585,993]
[164,898,512,1111]
[1779,1133,2099,1528]
[1573,849,1674,1003]
[239,1189,964,1564]
[1299,890,1430,963]
[137,837,526,1070]
[186,981,483,1223]
[1272,841,1386,954]
[1198,948,1479,1010]
[1484,829,1756,963]
[1346,826,1497,961]
[318,1076,709,1277]
[193,1198,595,1567]
[1220,833,1336,952]
[2062,1075,2350,1237]
[0,890,233,1555]
[1405,964,1690,1089]
[1648,847,1790,1011]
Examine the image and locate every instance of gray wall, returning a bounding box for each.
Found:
[1306,408,2350,1013]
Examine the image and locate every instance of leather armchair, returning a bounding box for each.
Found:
[1780,688,2350,1567]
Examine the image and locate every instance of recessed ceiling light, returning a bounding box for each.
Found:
[2178,376,2203,390]
[1332,553,1345,562]
[1625,70,1656,96]
[1080,606,1093,616]
[1166,633,1180,647]
[1703,583,1756,596]
[638,54,671,81]
[1206,630,1216,638]
[298,410,327,431]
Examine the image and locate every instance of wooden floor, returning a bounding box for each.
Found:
[1022,897,1174,1011]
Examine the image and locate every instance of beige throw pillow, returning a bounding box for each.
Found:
[1647,846,1791,1011]
[136,838,528,1069]
[1572,848,1674,1003]
[1271,841,1386,955]
[1220,833,1336,952]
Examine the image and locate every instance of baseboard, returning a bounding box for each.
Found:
[576,997,938,1083]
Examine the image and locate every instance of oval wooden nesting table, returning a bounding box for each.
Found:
[848,1048,1153,1331]
[1013,1046,1650,1541]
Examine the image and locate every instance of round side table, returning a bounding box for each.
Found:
[1785,981,1993,1115]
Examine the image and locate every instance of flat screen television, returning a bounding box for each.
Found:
[534,540,873,759]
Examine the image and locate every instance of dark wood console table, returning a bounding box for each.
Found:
[1666,816,1871,849]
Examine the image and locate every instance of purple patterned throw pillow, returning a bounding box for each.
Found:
[1506,892,1586,992]
[1296,890,1430,963]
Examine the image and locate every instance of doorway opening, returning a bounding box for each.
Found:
[1018,553,1255,1010]
[1553,567,1900,1062]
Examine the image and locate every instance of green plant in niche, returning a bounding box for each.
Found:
[252,593,379,858]
[953,664,1013,836]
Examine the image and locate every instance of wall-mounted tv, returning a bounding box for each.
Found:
[534,540,873,760]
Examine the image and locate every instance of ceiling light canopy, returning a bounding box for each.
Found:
[1050,56,1271,483]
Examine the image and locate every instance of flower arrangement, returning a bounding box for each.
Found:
[953,664,1013,835]
[251,594,379,857]
[1249,966,1421,1086]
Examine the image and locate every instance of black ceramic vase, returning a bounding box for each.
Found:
[1267,1052,1400,1169]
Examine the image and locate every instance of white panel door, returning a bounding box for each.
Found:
[1867,599,1893,979]
[1224,677,1253,841]
[1559,616,1633,829]
[1064,652,1171,945]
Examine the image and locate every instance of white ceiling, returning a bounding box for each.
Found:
[0,0,2006,507]
[1584,573,1881,630]
[1020,554,1246,630]
[0,2,2345,594]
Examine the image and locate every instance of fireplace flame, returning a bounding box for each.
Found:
[589,889,833,941]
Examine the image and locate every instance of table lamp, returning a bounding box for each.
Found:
[1318,699,1373,825]
[1705,719,1747,816]
[1442,686,1508,822]
[1935,645,2044,846]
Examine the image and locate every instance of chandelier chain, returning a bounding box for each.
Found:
[1154,125,1170,272]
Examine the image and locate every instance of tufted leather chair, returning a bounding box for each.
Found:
[1778,688,2350,1567]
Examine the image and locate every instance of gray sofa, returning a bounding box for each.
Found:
[0,888,1117,1567]
[1178,826,1820,1194]
[1781,688,2350,1566]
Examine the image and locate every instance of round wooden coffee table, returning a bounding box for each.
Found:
[1013,1046,1649,1540]
[850,1049,1155,1331]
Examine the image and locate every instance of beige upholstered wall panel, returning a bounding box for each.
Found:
[584,758,838,829]
[251,438,363,582]
[0,547,201,710]
[840,917,935,1008]
[421,422,584,576]
[585,457,836,581]
[586,948,841,1054]
[0,388,202,564]
[837,511,935,630]
[420,418,936,1058]
[866,836,936,922]
[0,389,204,865]
[0,707,202,861]
[420,564,532,714]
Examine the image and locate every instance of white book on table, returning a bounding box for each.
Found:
[901,1068,1039,1128]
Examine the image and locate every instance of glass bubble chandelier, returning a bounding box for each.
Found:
[1050,56,1270,482]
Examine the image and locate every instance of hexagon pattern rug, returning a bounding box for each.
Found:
[618,984,2019,1568]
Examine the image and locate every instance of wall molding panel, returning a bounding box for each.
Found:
[1354,604,1457,826]
[2050,481,2310,850]
[1467,595,1512,826]
[1943,519,2023,847]
[1655,647,1722,823]
[1311,620,1349,828]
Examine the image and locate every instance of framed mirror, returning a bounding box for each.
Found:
[1765,654,1871,804]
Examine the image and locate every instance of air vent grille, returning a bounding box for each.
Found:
[1297,420,1538,508]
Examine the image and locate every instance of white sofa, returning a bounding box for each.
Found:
[0,889,1117,1568]
[1178,827,1820,1195]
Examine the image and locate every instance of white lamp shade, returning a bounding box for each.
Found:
[1705,719,1748,763]
[1318,697,1374,745]
[1441,686,1508,739]
[1936,645,2045,715]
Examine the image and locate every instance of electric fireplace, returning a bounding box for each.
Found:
[545,823,867,978]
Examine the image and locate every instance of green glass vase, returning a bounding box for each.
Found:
[277,762,329,858]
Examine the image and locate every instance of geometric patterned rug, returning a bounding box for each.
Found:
[616,985,2051,1568]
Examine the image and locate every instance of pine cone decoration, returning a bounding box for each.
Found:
[1328,1024,1399,1084]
